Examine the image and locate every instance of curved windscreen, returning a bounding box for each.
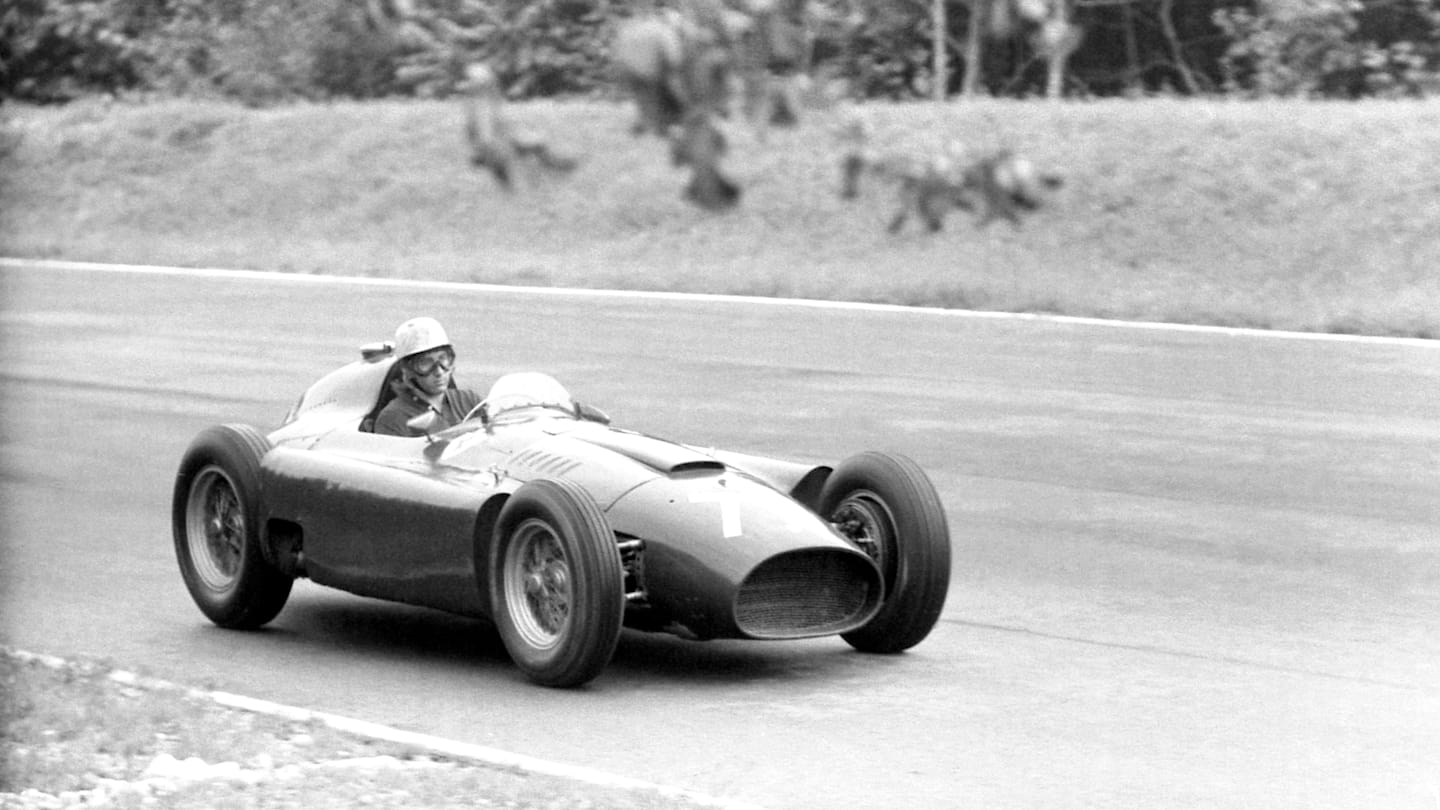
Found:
[481,372,577,421]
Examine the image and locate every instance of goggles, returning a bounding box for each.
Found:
[407,351,455,376]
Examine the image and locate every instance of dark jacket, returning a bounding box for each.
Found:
[373,378,482,437]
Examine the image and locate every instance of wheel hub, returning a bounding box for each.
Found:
[186,466,245,590]
[832,492,895,578]
[507,521,573,648]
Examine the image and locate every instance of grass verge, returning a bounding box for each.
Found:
[0,649,722,809]
[0,96,1436,338]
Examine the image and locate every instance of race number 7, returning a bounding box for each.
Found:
[690,489,742,538]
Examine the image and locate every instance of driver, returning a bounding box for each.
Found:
[373,317,483,437]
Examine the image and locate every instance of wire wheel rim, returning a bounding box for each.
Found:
[832,490,896,582]
[185,465,244,591]
[504,518,573,650]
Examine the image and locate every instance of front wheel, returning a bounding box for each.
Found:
[821,452,951,653]
[172,424,292,629]
[490,478,624,687]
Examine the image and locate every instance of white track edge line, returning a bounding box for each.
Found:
[4,256,1434,348]
[4,647,769,810]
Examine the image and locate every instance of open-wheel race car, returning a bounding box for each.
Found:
[172,342,952,687]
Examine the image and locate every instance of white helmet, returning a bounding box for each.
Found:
[393,317,452,359]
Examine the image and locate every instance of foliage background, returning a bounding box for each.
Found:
[3,0,1440,104]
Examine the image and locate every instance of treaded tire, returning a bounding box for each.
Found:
[820,451,951,653]
[491,478,624,688]
[172,424,292,629]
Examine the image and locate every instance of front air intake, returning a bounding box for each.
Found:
[734,550,882,638]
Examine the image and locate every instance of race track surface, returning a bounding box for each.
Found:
[2,262,1437,809]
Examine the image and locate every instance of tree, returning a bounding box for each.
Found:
[950,0,1084,99]
[1157,0,1201,93]
[961,0,985,95]
[1008,0,1084,98]
[932,0,948,99]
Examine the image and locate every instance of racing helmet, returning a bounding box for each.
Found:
[393,317,452,360]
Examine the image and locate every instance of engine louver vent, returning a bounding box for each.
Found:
[735,550,880,638]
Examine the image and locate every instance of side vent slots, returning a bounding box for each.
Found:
[510,448,582,477]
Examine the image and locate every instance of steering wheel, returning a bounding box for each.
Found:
[465,398,580,426]
[463,399,490,424]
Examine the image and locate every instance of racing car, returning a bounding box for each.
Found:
[172,342,952,687]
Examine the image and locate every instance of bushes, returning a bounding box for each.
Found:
[0,0,378,103]
[1,0,616,104]
[1,0,151,102]
[3,0,1439,104]
[1214,0,1440,97]
[129,0,399,104]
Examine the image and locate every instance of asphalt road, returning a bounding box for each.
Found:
[2,261,1438,809]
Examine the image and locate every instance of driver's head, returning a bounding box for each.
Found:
[393,317,455,397]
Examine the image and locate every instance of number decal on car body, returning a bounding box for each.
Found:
[690,489,742,538]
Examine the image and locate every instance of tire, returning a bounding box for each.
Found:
[490,478,624,688]
[172,424,292,629]
[820,452,951,654]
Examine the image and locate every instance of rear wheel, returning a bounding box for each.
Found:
[821,452,951,653]
[172,424,292,629]
[491,478,624,687]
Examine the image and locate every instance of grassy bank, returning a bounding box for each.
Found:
[1,97,1436,338]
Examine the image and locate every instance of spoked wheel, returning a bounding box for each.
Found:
[504,519,576,650]
[172,424,292,629]
[185,465,246,589]
[491,478,623,688]
[821,452,951,654]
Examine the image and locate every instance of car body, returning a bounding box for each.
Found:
[173,343,952,687]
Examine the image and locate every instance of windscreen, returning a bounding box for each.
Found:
[483,372,576,420]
